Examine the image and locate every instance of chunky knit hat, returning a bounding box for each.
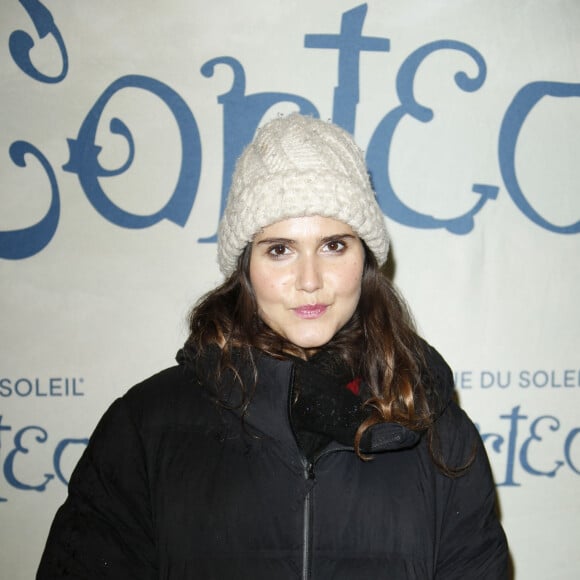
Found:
[217,114,389,276]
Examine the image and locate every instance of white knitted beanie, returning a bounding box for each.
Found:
[217,114,389,277]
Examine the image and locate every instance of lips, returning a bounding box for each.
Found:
[293,304,328,319]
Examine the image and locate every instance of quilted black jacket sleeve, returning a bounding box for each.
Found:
[37,397,157,579]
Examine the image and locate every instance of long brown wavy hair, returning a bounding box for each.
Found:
[185,242,470,475]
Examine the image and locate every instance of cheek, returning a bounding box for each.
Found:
[250,266,289,307]
[334,263,364,298]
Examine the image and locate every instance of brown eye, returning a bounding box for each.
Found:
[323,240,346,253]
[268,244,289,257]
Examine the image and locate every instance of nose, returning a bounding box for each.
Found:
[295,254,323,293]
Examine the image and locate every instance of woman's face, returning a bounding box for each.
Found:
[249,216,365,349]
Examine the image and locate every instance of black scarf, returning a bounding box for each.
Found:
[290,350,369,461]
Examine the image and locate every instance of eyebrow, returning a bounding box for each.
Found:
[255,233,358,246]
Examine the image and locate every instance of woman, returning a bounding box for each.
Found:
[38,114,508,579]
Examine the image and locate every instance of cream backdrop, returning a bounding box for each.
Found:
[1,1,579,578]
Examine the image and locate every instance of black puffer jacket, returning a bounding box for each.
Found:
[37,344,508,579]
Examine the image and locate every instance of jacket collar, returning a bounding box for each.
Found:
[177,345,423,455]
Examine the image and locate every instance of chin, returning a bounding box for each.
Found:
[285,330,336,350]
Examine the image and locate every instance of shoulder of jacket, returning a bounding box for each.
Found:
[432,399,486,471]
[119,364,218,431]
[417,337,456,409]
[123,364,194,402]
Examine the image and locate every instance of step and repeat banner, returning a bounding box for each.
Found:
[1,1,579,578]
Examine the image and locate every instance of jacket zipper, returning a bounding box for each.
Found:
[287,366,314,580]
[288,364,355,580]
[302,459,315,580]
[300,449,352,579]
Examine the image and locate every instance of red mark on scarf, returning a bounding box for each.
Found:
[345,377,361,395]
